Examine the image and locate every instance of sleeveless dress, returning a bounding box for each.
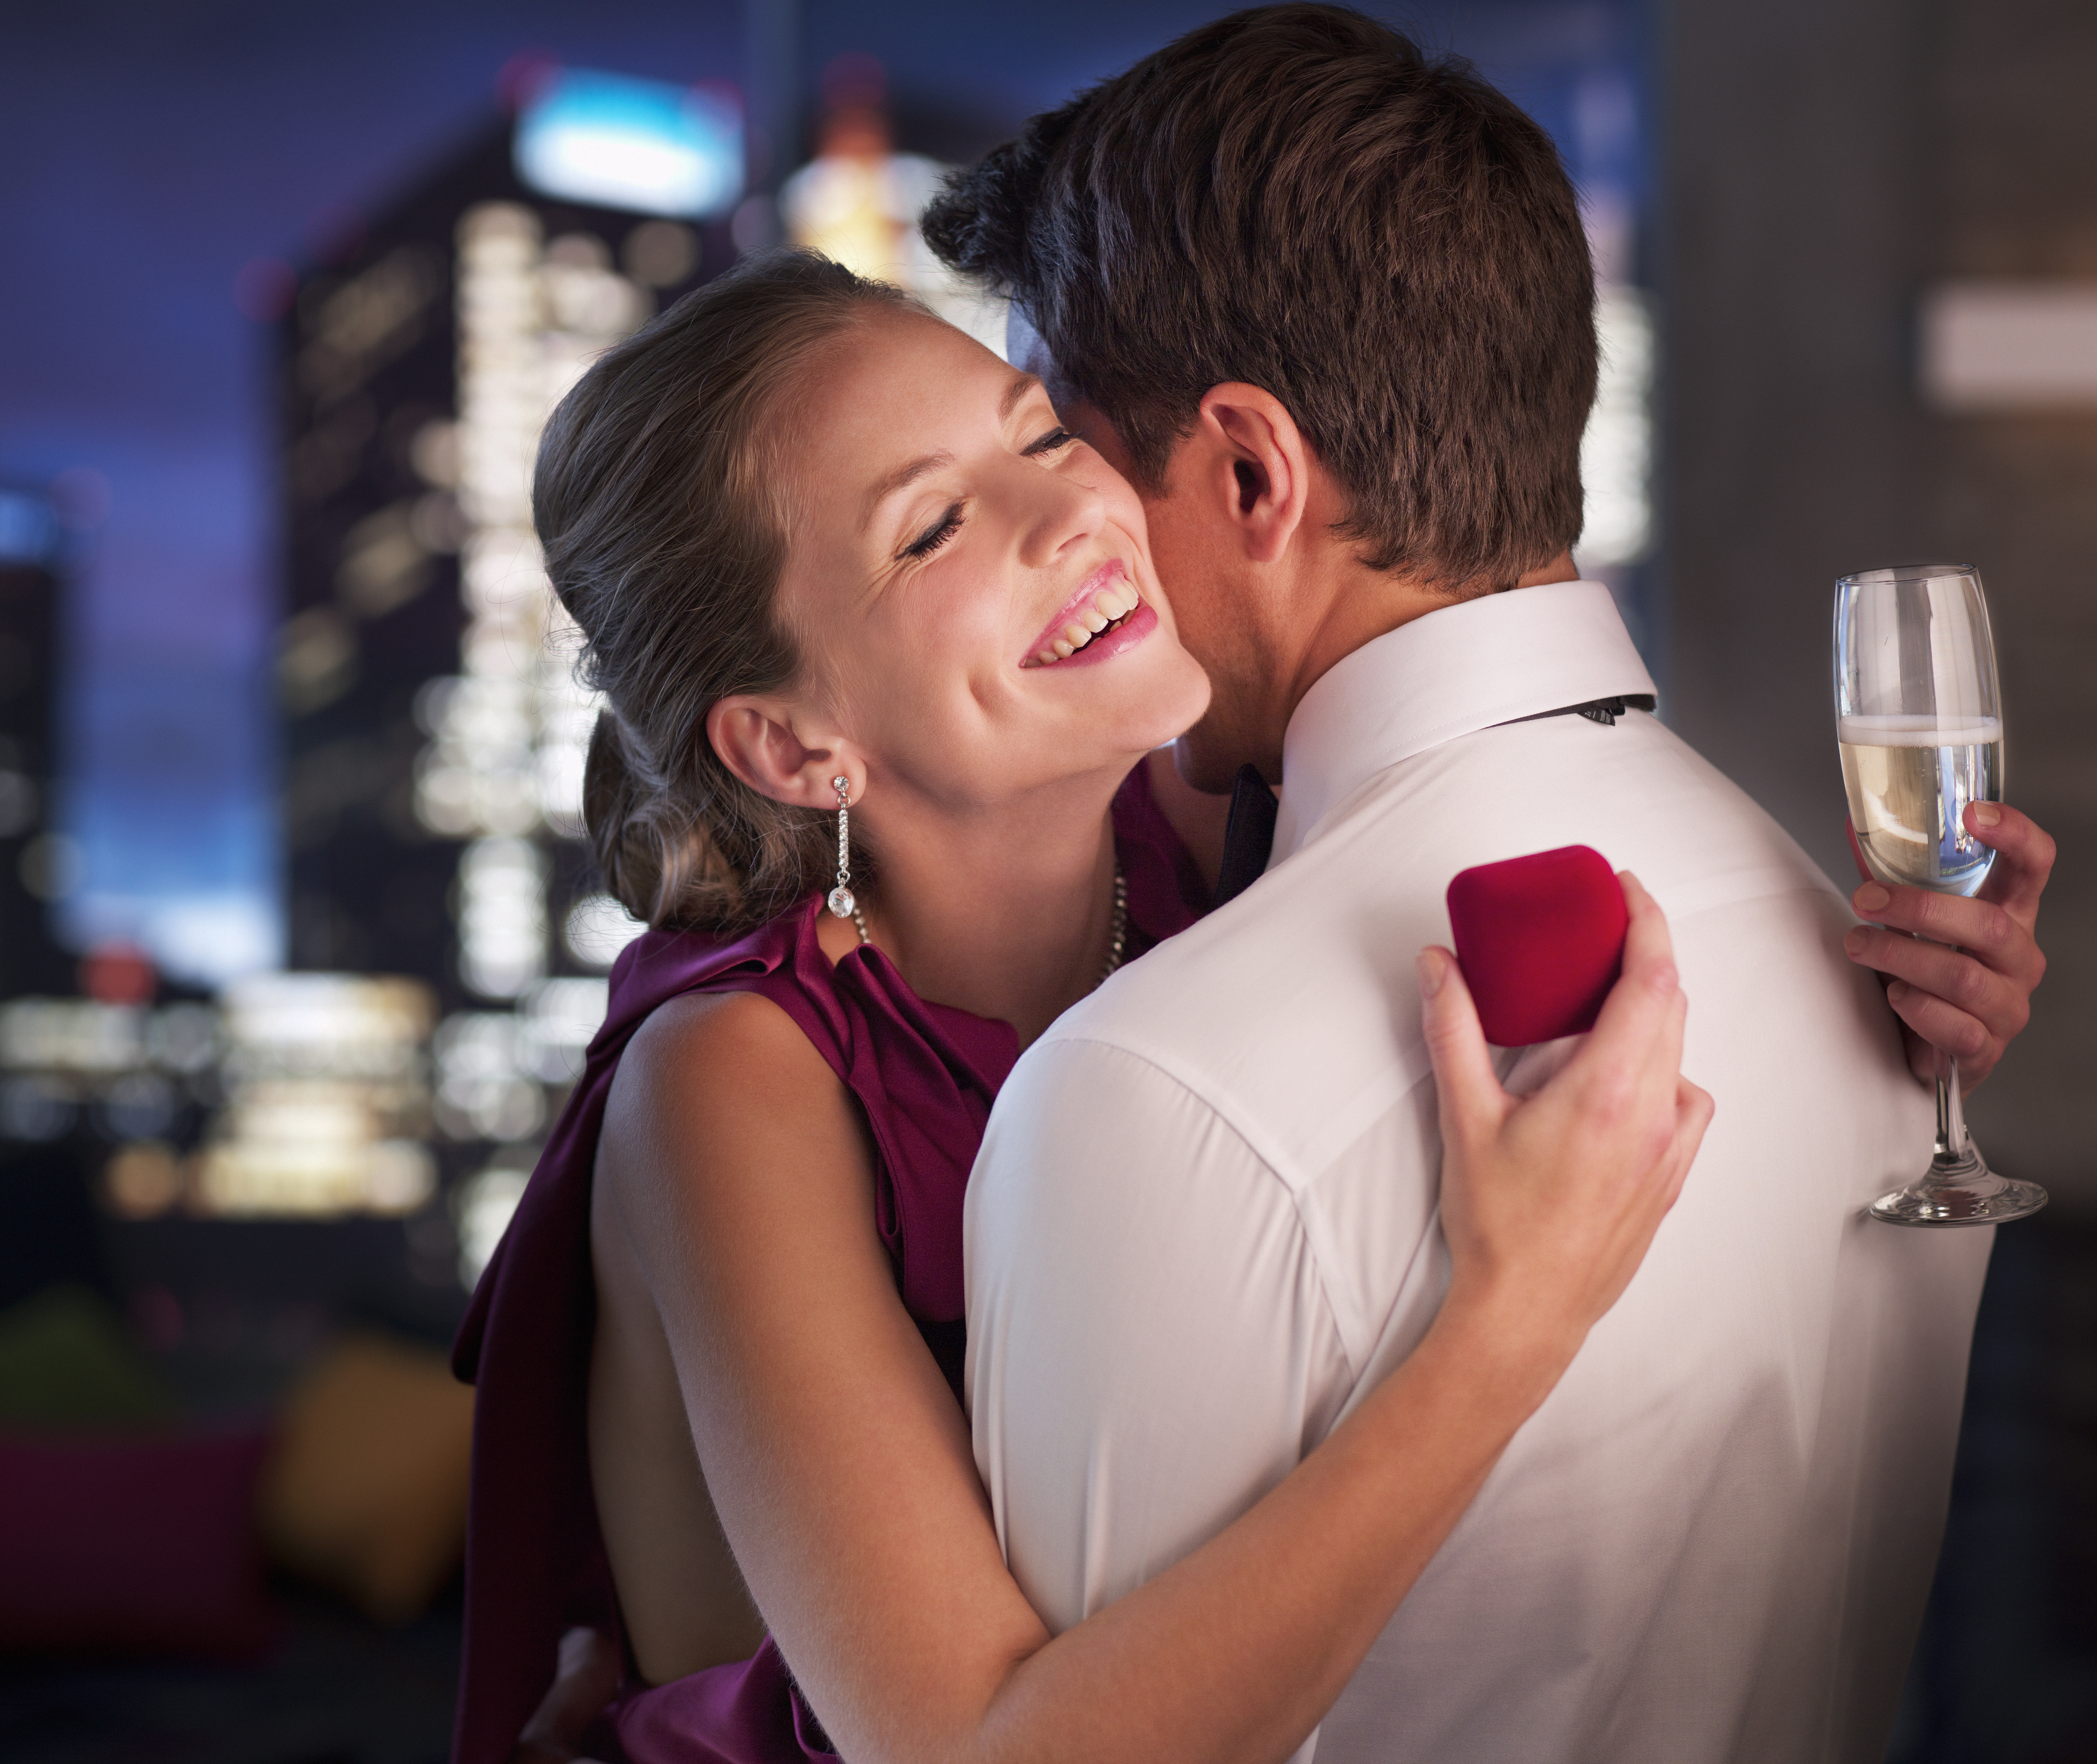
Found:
[450,768,1209,1764]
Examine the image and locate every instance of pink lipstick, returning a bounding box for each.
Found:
[1021,560,1148,668]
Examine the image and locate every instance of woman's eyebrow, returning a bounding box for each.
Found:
[856,378,1045,527]
[860,450,955,525]
[1000,372,1042,418]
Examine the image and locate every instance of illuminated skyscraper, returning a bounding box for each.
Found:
[0,485,76,1004]
[277,75,743,1253]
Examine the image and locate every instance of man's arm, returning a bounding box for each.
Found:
[1842,801,2053,1090]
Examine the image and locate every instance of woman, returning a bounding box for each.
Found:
[455,251,1712,1764]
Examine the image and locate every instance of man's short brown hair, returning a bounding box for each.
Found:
[923,3,1596,592]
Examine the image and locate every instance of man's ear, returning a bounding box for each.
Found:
[1196,383,1311,565]
[705,697,861,809]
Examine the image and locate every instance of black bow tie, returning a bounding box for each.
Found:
[1206,697,1653,911]
[1213,765,1279,909]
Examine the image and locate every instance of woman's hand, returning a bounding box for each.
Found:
[509,1626,618,1764]
[1419,871,1714,1379]
[1840,801,2053,1093]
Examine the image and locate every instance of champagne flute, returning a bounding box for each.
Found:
[1834,563,2045,1225]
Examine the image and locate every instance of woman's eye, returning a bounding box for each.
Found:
[901,504,963,559]
[1025,426,1075,457]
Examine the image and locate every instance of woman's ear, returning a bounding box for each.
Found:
[1196,383,1311,565]
[706,698,860,809]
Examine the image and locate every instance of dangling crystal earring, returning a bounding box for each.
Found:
[827,776,873,943]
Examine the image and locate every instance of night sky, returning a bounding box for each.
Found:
[0,0,1638,984]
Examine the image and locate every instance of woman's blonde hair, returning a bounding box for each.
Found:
[534,250,915,934]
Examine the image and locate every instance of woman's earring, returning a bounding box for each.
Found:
[826,776,856,920]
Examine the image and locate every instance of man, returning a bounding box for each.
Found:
[923,7,2053,1760]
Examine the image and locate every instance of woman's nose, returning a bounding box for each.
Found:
[1017,460,1108,569]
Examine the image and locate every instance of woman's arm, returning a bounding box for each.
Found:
[593,874,1708,1764]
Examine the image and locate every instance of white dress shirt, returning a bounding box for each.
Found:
[966,581,1991,1764]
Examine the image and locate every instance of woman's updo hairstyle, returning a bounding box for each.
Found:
[535,250,915,934]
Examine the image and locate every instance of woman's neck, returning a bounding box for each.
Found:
[817,769,1126,1047]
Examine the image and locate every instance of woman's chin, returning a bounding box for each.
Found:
[1087,664,1214,774]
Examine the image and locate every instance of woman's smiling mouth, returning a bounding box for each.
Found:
[1023,561,1145,666]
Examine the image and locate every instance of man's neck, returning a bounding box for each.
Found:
[1285,549,1581,728]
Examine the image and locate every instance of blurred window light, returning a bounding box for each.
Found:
[522,978,609,1082]
[18,831,82,902]
[218,973,434,1080]
[1921,283,2097,411]
[1578,287,1654,569]
[515,70,743,220]
[0,487,60,566]
[144,1002,221,1076]
[95,1071,178,1141]
[101,894,280,991]
[433,1010,546,1141]
[782,81,1007,361]
[0,1075,77,1142]
[564,894,646,969]
[198,1130,435,1218]
[0,999,145,1073]
[80,941,156,1006]
[102,1141,185,1219]
[454,1162,532,1290]
[191,972,438,1218]
[458,836,548,1000]
[0,768,37,837]
[197,965,442,1208]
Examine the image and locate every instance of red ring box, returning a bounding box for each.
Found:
[1445,846,1628,1047]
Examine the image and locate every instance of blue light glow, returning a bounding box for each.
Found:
[514,70,743,219]
[0,488,59,566]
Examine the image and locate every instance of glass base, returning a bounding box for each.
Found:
[1869,1144,2048,1227]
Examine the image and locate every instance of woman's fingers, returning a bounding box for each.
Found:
[1568,873,1682,1084]
[1416,946,1506,1147]
[512,1626,620,1764]
[1659,1078,1716,1209]
[1429,875,1704,1352]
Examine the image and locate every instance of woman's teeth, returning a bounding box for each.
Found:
[1035,583,1141,665]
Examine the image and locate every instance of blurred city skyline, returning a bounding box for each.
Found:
[0,0,1645,985]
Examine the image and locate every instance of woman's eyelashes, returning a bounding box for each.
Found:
[900,503,964,560]
[895,430,1071,560]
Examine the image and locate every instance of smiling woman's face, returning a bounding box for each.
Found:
[767,306,1212,819]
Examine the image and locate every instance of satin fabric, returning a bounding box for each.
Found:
[450,767,1206,1764]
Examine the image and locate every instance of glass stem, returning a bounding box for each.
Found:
[1932,1055,1969,1166]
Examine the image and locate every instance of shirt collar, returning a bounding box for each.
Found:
[1271,580,1657,862]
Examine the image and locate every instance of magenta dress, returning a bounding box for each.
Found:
[450,769,1208,1764]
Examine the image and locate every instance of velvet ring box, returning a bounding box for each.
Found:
[1445,845,1628,1047]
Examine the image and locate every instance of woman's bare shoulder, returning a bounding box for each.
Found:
[603,988,858,1191]
[625,987,825,1083]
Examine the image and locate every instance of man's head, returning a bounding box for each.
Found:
[924,4,1595,784]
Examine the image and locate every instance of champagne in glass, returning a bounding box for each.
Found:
[1838,714,2001,896]
[1833,564,2044,1225]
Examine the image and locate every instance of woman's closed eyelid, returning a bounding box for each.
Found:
[890,425,1070,560]
[898,503,963,559]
